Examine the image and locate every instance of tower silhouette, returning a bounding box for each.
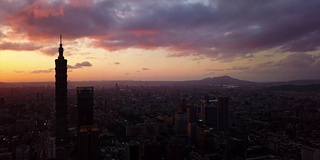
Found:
[55,35,68,142]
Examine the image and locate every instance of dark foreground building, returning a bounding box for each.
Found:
[78,125,100,160]
[77,87,99,160]
[77,87,94,128]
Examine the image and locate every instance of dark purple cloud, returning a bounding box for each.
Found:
[40,47,58,56]
[14,70,25,73]
[227,66,250,71]
[255,61,275,68]
[6,0,116,39]
[0,42,41,51]
[68,61,92,69]
[31,68,54,74]
[206,66,250,72]
[142,68,150,71]
[1,0,320,61]
[206,69,224,72]
[277,53,318,68]
[114,62,120,65]
[281,31,320,52]
[244,53,320,81]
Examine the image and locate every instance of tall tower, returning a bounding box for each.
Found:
[55,35,68,142]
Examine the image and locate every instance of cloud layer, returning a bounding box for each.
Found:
[0,0,319,61]
[1,0,320,81]
[68,61,92,69]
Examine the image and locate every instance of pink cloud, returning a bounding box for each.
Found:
[0,42,41,51]
[68,61,92,69]
[24,1,64,18]
[31,68,54,74]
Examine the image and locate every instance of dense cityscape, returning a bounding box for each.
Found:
[0,38,320,160]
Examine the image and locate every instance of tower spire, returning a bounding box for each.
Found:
[58,34,64,58]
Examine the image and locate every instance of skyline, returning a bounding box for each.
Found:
[1,0,320,82]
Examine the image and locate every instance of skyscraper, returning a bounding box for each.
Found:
[55,35,68,142]
[178,96,187,113]
[76,87,98,160]
[125,141,141,160]
[77,87,94,129]
[217,97,229,133]
[78,125,100,160]
[174,112,188,135]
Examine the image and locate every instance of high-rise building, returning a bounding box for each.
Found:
[187,105,198,123]
[142,142,163,160]
[15,145,30,160]
[178,96,187,113]
[199,130,215,154]
[187,123,197,145]
[55,35,68,142]
[46,137,56,159]
[166,140,184,160]
[205,106,217,129]
[174,112,188,135]
[77,87,94,129]
[187,105,198,145]
[0,97,5,106]
[78,125,100,160]
[198,99,218,132]
[125,141,141,160]
[77,87,98,160]
[301,145,320,160]
[217,97,229,133]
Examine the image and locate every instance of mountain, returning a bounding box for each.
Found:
[185,75,257,86]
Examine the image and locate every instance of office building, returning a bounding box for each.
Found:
[77,87,94,129]
[301,145,320,160]
[125,141,141,160]
[178,96,187,113]
[187,122,197,144]
[78,125,100,160]
[142,142,163,160]
[166,140,184,160]
[15,145,30,160]
[187,105,198,123]
[199,130,215,154]
[46,137,56,159]
[217,97,229,132]
[174,112,188,135]
[76,87,98,159]
[205,106,217,130]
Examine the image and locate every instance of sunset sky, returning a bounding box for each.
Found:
[0,0,320,82]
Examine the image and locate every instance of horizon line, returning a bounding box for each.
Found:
[1,77,320,84]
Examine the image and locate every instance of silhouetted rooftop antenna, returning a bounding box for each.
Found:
[58,34,64,58]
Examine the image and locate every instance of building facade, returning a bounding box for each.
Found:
[77,87,94,129]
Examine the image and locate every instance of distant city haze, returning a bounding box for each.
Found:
[1,0,320,82]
